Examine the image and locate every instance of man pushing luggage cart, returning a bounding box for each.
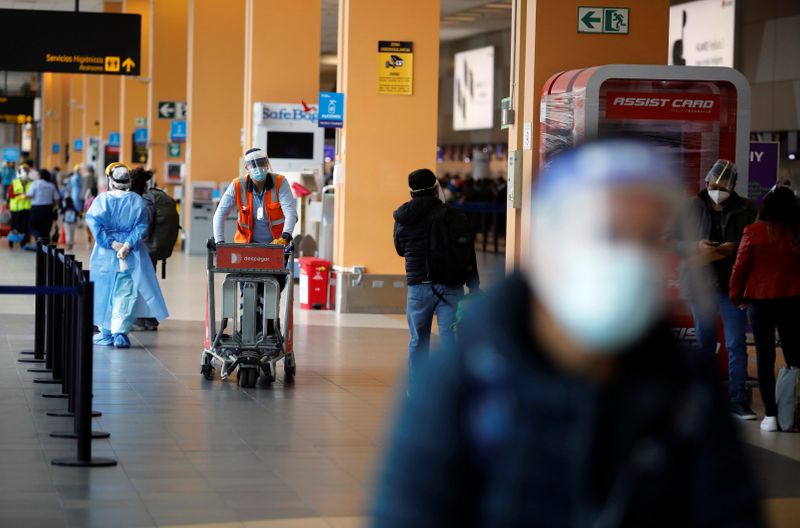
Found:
[203,148,298,387]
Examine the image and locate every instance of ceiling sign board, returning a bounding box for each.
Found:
[668,0,735,67]
[158,101,187,119]
[0,96,34,121]
[0,9,141,75]
[453,46,495,131]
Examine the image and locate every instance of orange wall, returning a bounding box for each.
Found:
[335,0,440,274]
[59,75,71,170]
[148,0,188,181]
[186,0,245,187]
[84,76,101,142]
[99,0,122,170]
[41,73,66,170]
[507,0,670,266]
[120,0,151,167]
[242,0,321,148]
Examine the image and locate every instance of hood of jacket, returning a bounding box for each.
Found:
[393,196,442,227]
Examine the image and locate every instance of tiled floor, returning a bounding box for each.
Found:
[1,235,799,527]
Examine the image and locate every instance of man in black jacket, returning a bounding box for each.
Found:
[676,160,757,419]
[393,169,479,385]
[374,142,763,528]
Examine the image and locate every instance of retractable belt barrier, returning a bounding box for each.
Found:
[1,241,117,468]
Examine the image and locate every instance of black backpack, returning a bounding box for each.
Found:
[144,187,180,275]
[426,206,476,287]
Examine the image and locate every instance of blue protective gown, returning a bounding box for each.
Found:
[86,190,169,331]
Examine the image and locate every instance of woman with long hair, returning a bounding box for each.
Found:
[730,186,800,431]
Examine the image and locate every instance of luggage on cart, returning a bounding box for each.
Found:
[201,243,295,388]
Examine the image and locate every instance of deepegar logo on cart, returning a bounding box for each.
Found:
[229,253,271,265]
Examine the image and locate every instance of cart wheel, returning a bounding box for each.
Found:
[284,355,296,380]
[260,363,275,383]
[238,367,257,388]
[201,364,214,380]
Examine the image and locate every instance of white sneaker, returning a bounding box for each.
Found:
[760,416,779,432]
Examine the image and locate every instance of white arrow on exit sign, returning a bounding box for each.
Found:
[158,102,175,119]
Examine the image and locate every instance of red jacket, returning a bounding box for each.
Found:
[729,221,800,304]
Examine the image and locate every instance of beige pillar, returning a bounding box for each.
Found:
[186,0,245,188]
[148,0,188,183]
[242,0,321,148]
[334,0,439,312]
[83,75,101,171]
[119,0,151,167]
[67,75,85,168]
[41,73,66,170]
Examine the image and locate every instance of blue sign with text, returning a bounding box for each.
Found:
[52,143,60,154]
[108,132,121,147]
[169,120,186,143]
[133,127,148,145]
[318,92,344,128]
[73,138,83,152]
[2,147,20,162]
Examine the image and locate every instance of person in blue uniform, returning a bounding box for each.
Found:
[85,162,169,348]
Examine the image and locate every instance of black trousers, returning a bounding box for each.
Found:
[747,297,800,417]
[29,205,53,242]
[11,209,30,242]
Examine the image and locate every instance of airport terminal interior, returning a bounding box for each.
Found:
[1,0,800,527]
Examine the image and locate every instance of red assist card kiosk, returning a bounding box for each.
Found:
[539,65,751,378]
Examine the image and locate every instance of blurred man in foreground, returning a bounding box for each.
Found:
[372,141,763,528]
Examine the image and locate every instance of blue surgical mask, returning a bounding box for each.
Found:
[250,167,268,182]
[534,244,665,353]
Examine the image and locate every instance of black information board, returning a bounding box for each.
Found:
[0,9,141,76]
[0,96,34,118]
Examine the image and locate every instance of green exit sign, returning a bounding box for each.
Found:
[577,7,629,34]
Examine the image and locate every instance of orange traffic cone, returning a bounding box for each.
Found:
[59,223,66,245]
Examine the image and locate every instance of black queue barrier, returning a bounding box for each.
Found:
[18,246,47,366]
[0,241,117,468]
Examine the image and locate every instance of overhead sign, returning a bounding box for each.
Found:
[577,7,629,34]
[0,9,140,75]
[605,92,721,121]
[2,147,20,162]
[748,142,780,207]
[377,41,413,95]
[453,46,495,131]
[318,92,344,128]
[168,143,182,158]
[133,127,148,145]
[158,101,187,119]
[108,132,121,147]
[73,139,83,152]
[669,0,735,67]
[0,96,34,120]
[169,120,187,143]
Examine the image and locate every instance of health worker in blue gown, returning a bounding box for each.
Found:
[86,162,169,348]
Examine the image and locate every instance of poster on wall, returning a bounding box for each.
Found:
[377,41,413,95]
[453,46,494,131]
[748,142,780,207]
[668,0,735,67]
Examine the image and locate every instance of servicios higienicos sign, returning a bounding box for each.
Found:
[0,9,141,76]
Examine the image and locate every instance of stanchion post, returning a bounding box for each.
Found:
[51,276,116,467]
[34,248,63,385]
[43,246,55,372]
[19,240,47,362]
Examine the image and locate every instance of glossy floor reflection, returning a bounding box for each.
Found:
[2,237,799,526]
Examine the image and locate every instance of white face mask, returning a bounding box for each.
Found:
[708,189,730,205]
[532,243,665,353]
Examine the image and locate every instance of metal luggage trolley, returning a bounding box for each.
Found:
[201,243,295,388]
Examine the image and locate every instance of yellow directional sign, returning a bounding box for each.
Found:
[377,41,413,96]
[122,58,136,73]
[105,56,120,72]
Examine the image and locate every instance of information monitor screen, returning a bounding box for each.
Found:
[266,131,315,159]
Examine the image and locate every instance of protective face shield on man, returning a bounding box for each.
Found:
[705,159,737,205]
[105,162,131,191]
[528,141,686,354]
[244,148,271,182]
[17,164,30,180]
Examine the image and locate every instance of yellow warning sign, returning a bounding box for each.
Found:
[105,56,120,72]
[377,41,413,96]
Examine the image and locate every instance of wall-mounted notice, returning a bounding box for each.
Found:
[453,46,494,131]
[377,41,414,95]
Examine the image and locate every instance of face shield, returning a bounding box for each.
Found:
[528,141,696,353]
[106,162,131,191]
[244,149,271,182]
[705,159,737,204]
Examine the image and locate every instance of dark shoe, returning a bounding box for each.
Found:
[731,402,757,420]
[130,320,147,332]
[143,318,159,331]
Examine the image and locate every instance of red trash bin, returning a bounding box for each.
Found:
[299,257,335,310]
